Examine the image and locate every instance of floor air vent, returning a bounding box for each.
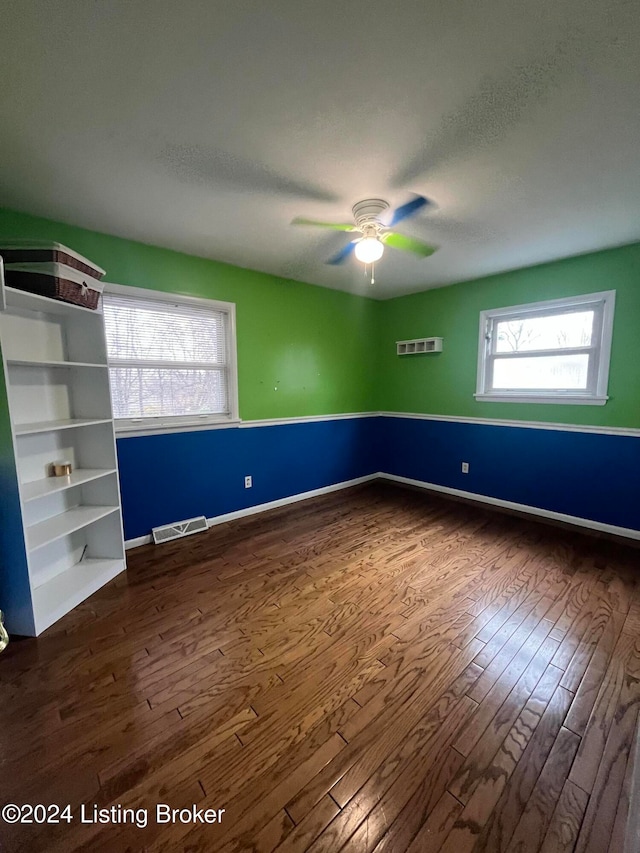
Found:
[152,515,209,544]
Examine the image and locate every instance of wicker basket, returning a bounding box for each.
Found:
[0,241,105,280]
[5,270,102,309]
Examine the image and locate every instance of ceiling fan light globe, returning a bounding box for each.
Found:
[354,237,384,264]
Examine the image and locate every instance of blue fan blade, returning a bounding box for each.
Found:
[388,195,430,227]
[327,241,357,265]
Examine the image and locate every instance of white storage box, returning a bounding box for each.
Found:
[0,241,105,280]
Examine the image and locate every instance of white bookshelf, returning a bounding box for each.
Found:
[14,417,113,436]
[0,282,126,636]
[7,358,108,369]
[26,505,120,551]
[21,468,117,501]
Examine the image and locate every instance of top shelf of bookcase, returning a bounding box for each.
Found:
[3,286,103,317]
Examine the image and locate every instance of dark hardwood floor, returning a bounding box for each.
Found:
[1,483,639,852]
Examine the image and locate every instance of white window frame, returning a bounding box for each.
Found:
[103,282,239,435]
[475,290,616,405]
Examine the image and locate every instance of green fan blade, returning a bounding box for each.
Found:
[383,232,437,257]
[291,217,356,231]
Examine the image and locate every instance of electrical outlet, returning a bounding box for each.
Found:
[244,475,252,488]
[461,462,470,474]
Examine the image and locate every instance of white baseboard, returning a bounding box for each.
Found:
[124,474,378,549]
[125,534,153,549]
[379,473,640,541]
[125,469,639,549]
[205,474,378,527]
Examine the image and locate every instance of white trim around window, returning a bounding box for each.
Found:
[475,290,616,405]
[103,282,239,434]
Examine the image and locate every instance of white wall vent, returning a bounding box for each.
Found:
[396,337,443,355]
[152,515,208,544]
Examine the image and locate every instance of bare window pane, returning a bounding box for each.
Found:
[110,368,228,418]
[494,311,594,353]
[492,354,590,390]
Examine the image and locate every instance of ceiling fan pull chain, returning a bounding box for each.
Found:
[371,262,375,286]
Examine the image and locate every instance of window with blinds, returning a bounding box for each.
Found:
[103,289,238,431]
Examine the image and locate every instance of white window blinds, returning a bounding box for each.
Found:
[103,292,234,425]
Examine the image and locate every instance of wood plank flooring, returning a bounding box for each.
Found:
[1,482,639,852]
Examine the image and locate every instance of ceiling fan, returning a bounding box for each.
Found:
[292,194,437,283]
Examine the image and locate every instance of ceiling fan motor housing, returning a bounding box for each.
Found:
[352,199,390,230]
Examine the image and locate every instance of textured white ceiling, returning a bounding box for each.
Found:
[1,0,639,298]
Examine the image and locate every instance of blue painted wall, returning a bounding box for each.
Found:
[117,415,639,540]
[117,417,381,540]
[0,450,35,636]
[380,416,640,533]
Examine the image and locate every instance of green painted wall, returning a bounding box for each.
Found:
[377,242,640,429]
[0,207,376,420]
[3,206,639,429]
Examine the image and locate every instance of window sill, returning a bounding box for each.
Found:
[474,393,608,406]
[115,417,241,438]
